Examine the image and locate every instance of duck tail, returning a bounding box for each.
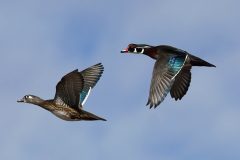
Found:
[189,54,216,67]
[79,109,106,121]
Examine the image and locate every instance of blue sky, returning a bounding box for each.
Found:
[0,0,240,159]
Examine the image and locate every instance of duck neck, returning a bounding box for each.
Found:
[31,97,45,106]
[143,47,159,60]
[37,99,56,111]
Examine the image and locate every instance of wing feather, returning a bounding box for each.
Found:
[170,66,192,100]
[79,63,104,106]
[146,55,187,108]
[54,70,84,110]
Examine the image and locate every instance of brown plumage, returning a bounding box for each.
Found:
[17,63,106,121]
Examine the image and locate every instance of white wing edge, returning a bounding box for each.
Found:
[81,87,92,105]
[171,54,189,80]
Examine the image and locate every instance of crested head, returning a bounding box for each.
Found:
[121,43,153,54]
[17,94,44,105]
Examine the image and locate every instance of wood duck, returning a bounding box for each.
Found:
[121,44,216,108]
[17,63,106,121]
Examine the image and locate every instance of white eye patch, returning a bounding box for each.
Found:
[134,48,144,53]
[26,95,33,99]
[140,48,144,53]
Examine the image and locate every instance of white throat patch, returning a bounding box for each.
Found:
[134,48,137,53]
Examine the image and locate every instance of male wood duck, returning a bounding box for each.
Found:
[121,44,216,108]
[17,63,106,121]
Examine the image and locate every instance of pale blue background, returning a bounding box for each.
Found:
[0,0,239,159]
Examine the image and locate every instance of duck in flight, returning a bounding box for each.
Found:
[17,63,106,121]
[121,44,216,108]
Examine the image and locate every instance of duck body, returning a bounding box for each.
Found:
[142,45,215,67]
[41,100,106,121]
[121,44,215,108]
[18,63,106,121]
[32,99,82,121]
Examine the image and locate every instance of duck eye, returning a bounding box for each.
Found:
[136,48,143,53]
[25,95,33,99]
[128,47,134,52]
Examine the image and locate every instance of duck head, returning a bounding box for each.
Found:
[17,95,44,105]
[121,43,153,54]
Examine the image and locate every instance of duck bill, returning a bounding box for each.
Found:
[17,98,24,103]
[121,48,128,53]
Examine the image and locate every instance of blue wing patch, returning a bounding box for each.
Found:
[168,56,185,73]
[80,87,91,105]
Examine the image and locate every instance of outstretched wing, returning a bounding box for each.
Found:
[79,63,104,107]
[146,55,188,108]
[54,70,84,110]
[170,66,192,100]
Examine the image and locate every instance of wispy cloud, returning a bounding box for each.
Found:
[0,0,239,160]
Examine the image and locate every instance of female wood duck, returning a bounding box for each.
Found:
[121,44,216,108]
[17,63,106,121]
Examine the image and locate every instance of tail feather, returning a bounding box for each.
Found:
[79,109,106,121]
[189,54,216,67]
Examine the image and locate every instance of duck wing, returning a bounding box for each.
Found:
[79,63,104,107]
[170,66,192,100]
[146,54,188,108]
[54,69,84,110]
